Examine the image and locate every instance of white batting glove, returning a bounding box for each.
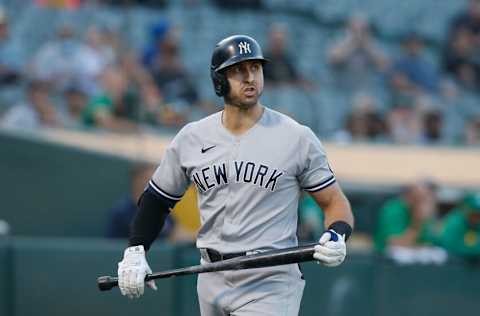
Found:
[117,245,157,299]
[313,230,347,267]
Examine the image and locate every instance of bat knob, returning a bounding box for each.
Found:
[97,276,118,291]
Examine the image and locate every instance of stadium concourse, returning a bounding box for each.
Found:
[0,1,479,316]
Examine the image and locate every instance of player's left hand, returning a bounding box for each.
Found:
[117,245,157,299]
[313,230,346,267]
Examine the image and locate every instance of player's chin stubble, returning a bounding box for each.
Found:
[225,92,260,110]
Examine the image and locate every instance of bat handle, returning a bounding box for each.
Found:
[97,276,118,291]
[97,274,155,291]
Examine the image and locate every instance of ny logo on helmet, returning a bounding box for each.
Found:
[238,42,251,55]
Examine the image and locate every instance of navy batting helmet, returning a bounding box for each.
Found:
[210,35,268,97]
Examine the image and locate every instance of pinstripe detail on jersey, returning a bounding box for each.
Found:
[149,180,183,201]
[302,176,336,192]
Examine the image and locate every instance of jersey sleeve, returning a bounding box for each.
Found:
[149,126,191,203]
[297,126,336,192]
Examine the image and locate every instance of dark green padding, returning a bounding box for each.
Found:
[11,238,176,316]
[0,238,12,316]
[376,261,480,316]
[0,131,132,237]
[3,238,480,316]
[300,252,375,315]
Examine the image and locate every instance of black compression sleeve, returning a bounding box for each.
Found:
[128,186,177,251]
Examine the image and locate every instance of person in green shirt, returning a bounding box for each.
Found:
[375,181,441,253]
[81,66,138,131]
[440,192,480,259]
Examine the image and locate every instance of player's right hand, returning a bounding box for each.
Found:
[117,245,157,299]
[313,230,346,267]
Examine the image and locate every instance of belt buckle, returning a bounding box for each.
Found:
[214,249,224,261]
[205,248,222,262]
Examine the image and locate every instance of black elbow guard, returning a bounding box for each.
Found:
[128,186,177,250]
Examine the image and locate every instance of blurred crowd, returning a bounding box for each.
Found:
[328,1,480,146]
[0,1,478,146]
[0,4,218,133]
[298,181,480,263]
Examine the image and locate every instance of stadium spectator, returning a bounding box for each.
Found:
[82,66,137,131]
[263,24,304,86]
[386,106,421,144]
[84,25,118,71]
[1,80,59,129]
[333,93,387,143]
[443,26,479,89]
[385,95,443,145]
[0,6,21,85]
[436,186,464,218]
[389,32,440,96]
[390,33,440,117]
[29,24,104,92]
[420,109,445,145]
[328,13,388,90]
[118,52,187,127]
[148,28,199,120]
[392,95,448,145]
[137,78,186,127]
[440,192,480,260]
[142,20,171,70]
[449,0,480,40]
[106,163,175,239]
[464,116,480,145]
[60,83,89,129]
[375,181,441,253]
[118,52,158,122]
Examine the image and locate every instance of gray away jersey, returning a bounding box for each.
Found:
[150,107,336,253]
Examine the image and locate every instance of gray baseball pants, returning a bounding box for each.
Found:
[197,259,305,316]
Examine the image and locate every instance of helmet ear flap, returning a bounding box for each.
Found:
[211,68,229,97]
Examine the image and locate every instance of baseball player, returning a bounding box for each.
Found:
[116,35,354,316]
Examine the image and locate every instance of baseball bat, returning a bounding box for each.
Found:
[97,243,319,291]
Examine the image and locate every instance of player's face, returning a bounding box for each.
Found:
[225,60,264,109]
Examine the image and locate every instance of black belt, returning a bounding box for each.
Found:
[205,248,246,262]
